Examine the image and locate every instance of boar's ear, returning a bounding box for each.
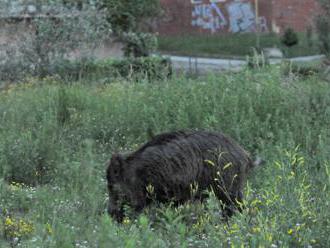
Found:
[147,127,155,140]
[110,153,125,177]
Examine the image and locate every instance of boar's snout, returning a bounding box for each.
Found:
[107,203,124,222]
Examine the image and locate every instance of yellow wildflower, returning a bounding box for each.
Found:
[123,217,130,225]
[45,223,53,235]
[3,216,34,240]
[5,217,14,226]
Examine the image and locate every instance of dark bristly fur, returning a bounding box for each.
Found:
[106,130,254,222]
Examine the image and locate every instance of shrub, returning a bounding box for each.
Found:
[121,32,158,57]
[100,0,161,57]
[281,28,299,47]
[100,0,160,33]
[53,56,172,81]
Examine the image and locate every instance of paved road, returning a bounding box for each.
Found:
[164,54,325,74]
[168,55,246,73]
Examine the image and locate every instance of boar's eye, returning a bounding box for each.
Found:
[113,168,120,177]
[110,153,124,178]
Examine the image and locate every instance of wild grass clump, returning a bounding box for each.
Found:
[0,66,329,246]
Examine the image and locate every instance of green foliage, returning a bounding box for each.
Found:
[281,60,322,78]
[100,0,160,57]
[316,0,330,57]
[122,32,158,57]
[0,68,330,246]
[246,48,269,69]
[281,28,299,47]
[53,56,172,81]
[61,0,85,8]
[101,0,160,33]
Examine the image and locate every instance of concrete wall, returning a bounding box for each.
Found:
[0,1,124,60]
[157,0,319,35]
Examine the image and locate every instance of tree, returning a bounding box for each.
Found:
[101,0,161,57]
[101,0,160,33]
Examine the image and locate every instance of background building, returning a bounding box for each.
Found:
[157,0,319,35]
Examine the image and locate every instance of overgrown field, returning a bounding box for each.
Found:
[0,67,329,247]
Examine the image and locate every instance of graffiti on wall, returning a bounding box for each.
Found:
[227,1,255,32]
[191,0,268,33]
[258,16,269,33]
[191,0,227,33]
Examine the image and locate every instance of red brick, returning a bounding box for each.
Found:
[157,0,319,35]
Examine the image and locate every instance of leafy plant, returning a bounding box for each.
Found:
[246,48,269,69]
[100,0,160,33]
[51,56,172,81]
[100,0,161,57]
[281,28,299,47]
[122,32,158,57]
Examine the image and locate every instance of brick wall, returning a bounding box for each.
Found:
[271,0,318,32]
[157,0,319,36]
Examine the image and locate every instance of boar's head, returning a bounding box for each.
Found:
[106,153,146,222]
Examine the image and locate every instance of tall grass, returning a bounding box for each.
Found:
[0,67,329,247]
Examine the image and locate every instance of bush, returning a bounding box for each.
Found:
[100,0,160,33]
[121,32,158,57]
[100,0,161,57]
[53,56,172,81]
[281,28,299,47]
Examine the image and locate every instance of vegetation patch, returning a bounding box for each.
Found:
[0,67,329,247]
[158,33,320,59]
